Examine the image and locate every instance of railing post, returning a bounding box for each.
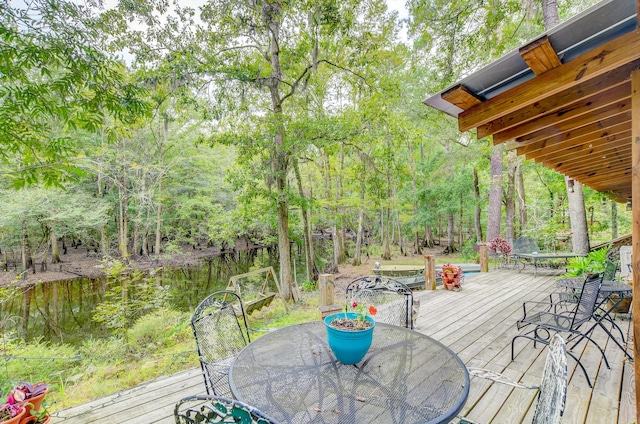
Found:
[479,243,489,272]
[424,255,436,290]
[318,274,341,319]
[318,274,334,306]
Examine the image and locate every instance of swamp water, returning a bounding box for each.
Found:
[2,250,313,345]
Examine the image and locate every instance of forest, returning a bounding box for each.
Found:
[1,0,629,292]
[1,0,635,412]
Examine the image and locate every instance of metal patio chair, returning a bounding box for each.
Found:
[174,395,280,424]
[550,259,617,307]
[345,276,414,329]
[191,291,250,397]
[511,273,607,388]
[460,334,567,424]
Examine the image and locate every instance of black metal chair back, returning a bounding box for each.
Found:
[512,272,605,388]
[175,395,280,424]
[569,273,604,329]
[603,260,618,281]
[345,276,414,329]
[191,291,250,396]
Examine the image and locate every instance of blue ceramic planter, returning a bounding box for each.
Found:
[324,312,375,365]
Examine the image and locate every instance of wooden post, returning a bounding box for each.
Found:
[424,255,436,290]
[318,274,342,319]
[318,274,334,307]
[631,68,640,424]
[479,243,489,273]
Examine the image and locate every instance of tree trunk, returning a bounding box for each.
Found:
[516,161,527,234]
[567,178,590,254]
[21,218,34,274]
[487,145,504,241]
[383,163,392,260]
[424,226,434,248]
[323,154,339,274]
[293,158,317,281]
[336,146,346,264]
[505,151,517,244]
[447,212,455,252]
[50,229,61,264]
[611,200,618,239]
[473,167,483,243]
[541,0,560,27]
[353,171,366,266]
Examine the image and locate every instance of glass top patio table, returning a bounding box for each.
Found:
[229,321,469,424]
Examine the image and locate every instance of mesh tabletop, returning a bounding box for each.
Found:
[229,321,469,424]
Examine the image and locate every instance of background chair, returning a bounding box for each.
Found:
[460,334,567,424]
[191,291,250,397]
[511,273,607,388]
[345,276,414,329]
[174,395,279,424]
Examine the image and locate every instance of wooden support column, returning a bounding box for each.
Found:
[424,255,436,290]
[479,243,489,273]
[631,68,640,424]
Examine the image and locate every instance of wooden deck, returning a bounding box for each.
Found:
[50,268,636,423]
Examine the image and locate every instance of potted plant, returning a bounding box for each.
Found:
[18,406,50,424]
[324,302,377,365]
[7,382,49,419]
[440,264,463,290]
[487,237,512,267]
[0,403,25,424]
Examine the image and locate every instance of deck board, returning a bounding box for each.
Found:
[50,268,636,423]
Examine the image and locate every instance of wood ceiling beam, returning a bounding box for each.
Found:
[514,102,631,145]
[492,82,631,144]
[458,28,640,132]
[522,124,630,160]
[477,62,638,139]
[539,132,631,165]
[519,35,562,75]
[555,157,630,176]
[514,100,631,145]
[441,85,482,111]
[554,161,630,179]
[516,111,631,155]
[578,172,631,185]
[552,143,630,167]
[561,156,630,175]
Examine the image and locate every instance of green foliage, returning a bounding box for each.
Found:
[92,258,170,338]
[0,0,150,187]
[562,247,611,278]
[127,309,191,354]
[300,280,317,292]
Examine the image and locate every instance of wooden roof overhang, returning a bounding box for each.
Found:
[424,0,640,420]
[424,0,638,203]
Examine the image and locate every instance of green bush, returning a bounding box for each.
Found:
[127,308,191,353]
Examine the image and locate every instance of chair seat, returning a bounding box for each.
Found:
[518,311,573,331]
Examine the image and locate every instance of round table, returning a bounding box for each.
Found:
[229,321,469,424]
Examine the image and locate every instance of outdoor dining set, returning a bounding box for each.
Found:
[173,264,632,424]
